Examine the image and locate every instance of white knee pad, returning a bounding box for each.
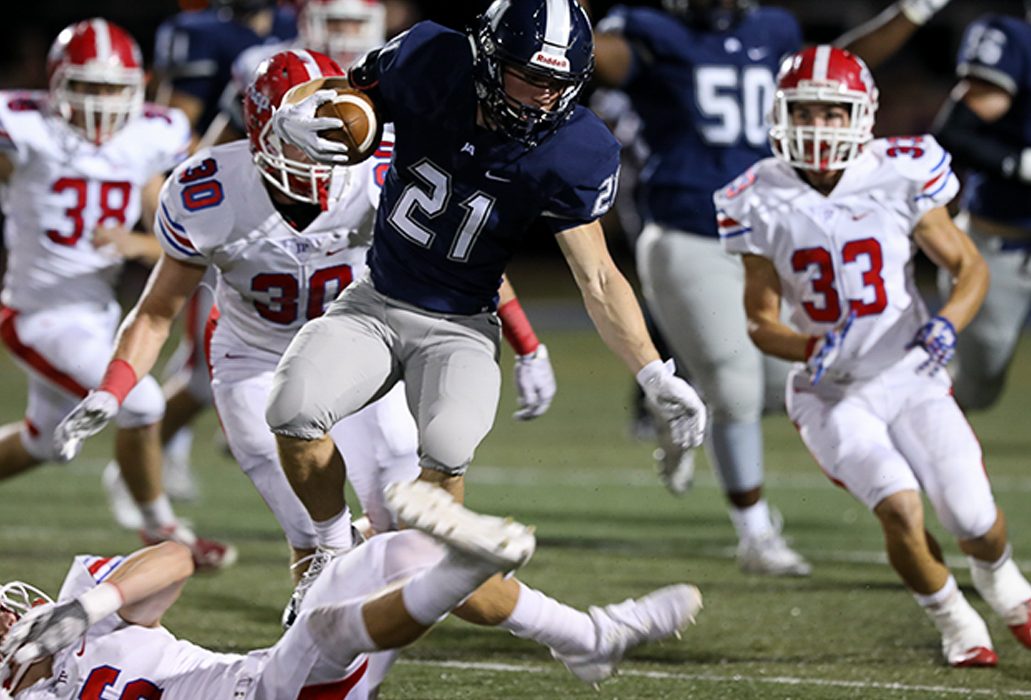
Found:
[114,375,166,429]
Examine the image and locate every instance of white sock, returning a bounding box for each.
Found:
[913,575,958,608]
[401,550,498,626]
[314,507,353,552]
[498,581,597,656]
[140,495,177,531]
[969,546,1031,623]
[729,500,773,540]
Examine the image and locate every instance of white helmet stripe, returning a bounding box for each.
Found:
[812,45,831,82]
[543,0,572,48]
[91,18,112,61]
[290,49,324,80]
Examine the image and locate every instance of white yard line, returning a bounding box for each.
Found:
[400,658,1031,697]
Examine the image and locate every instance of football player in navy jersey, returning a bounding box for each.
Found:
[933,3,1031,412]
[264,0,707,624]
[592,0,952,577]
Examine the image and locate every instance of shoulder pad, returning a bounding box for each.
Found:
[157,146,242,260]
[868,135,951,184]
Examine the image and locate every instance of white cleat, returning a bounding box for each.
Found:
[737,515,812,578]
[925,591,997,667]
[384,480,536,572]
[101,461,144,531]
[553,584,702,685]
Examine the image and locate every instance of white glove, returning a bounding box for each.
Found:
[806,312,855,386]
[898,0,951,25]
[513,344,556,420]
[53,390,119,463]
[1,583,123,667]
[1019,148,1031,185]
[636,359,707,450]
[270,88,352,165]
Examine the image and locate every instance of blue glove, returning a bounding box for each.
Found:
[907,315,957,376]
[806,311,856,386]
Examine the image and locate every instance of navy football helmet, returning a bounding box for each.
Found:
[471,0,594,147]
[662,0,756,31]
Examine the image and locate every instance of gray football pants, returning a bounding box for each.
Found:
[266,275,502,476]
[938,213,1031,410]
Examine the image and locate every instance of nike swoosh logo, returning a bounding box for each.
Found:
[325,247,347,256]
[224,352,246,359]
[851,212,871,221]
[76,639,86,657]
[485,171,511,183]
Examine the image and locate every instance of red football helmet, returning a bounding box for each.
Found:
[769,45,878,171]
[298,0,386,68]
[46,19,145,145]
[243,49,346,207]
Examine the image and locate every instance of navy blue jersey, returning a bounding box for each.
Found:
[354,22,621,315]
[601,5,801,237]
[153,7,297,133]
[955,14,1031,228]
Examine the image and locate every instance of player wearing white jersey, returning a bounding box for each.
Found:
[718,46,1031,667]
[0,18,235,572]
[0,481,702,699]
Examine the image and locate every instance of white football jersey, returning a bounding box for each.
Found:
[0,91,190,313]
[156,135,392,355]
[15,556,257,700]
[716,135,959,382]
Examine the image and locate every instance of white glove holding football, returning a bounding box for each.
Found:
[806,312,856,386]
[53,390,119,463]
[513,344,556,420]
[898,0,951,25]
[636,359,707,450]
[271,88,352,165]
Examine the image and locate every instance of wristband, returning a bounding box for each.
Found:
[635,358,668,388]
[804,336,819,360]
[78,582,125,625]
[498,299,540,356]
[98,359,138,406]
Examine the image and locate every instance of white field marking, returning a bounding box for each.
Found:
[468,464,1031,493]
[400,659,1031,697]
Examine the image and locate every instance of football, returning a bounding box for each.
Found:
[314,87,381,164]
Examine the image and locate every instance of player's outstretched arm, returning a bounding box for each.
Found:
[0,543,194,667]
[53,256,208,461]
[835,0,951,70]
[742,254,809,361]
[497,275,556,420]
[557,221,705,448]
[935,80,1029,184]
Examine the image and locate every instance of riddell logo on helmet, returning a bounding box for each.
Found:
[530,52,569,71]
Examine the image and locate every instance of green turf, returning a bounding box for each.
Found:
[2,324,1031,698]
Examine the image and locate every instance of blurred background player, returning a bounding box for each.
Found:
[0,18,235,571]
[207,0,390,146]
[101,0,301,518]
[721,45,1031,667]
[0,481,702,698]
[591,0,953,576]
[933,2,1031,411]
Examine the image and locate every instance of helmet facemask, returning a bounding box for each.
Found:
[769,83,877,171]
[0,581,53,698]
[50,63,143,145]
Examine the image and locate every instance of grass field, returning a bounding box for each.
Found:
[2,306,1031,699]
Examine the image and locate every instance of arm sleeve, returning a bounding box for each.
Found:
[897,135,960,218]
[715,168,769,256]
[541,138,622,234]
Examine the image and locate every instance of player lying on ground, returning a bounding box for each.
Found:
[717,45,1031,667]
[0,481,702,699]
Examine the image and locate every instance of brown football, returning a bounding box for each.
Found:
[314,87,382,164]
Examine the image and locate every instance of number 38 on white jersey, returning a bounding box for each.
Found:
[156,135,393,355]
[716,135,959,381]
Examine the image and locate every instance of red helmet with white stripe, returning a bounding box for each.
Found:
[298,0,386,68]
[769,45,878,171]
[46,18,144,145]
[243,49,345,206]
